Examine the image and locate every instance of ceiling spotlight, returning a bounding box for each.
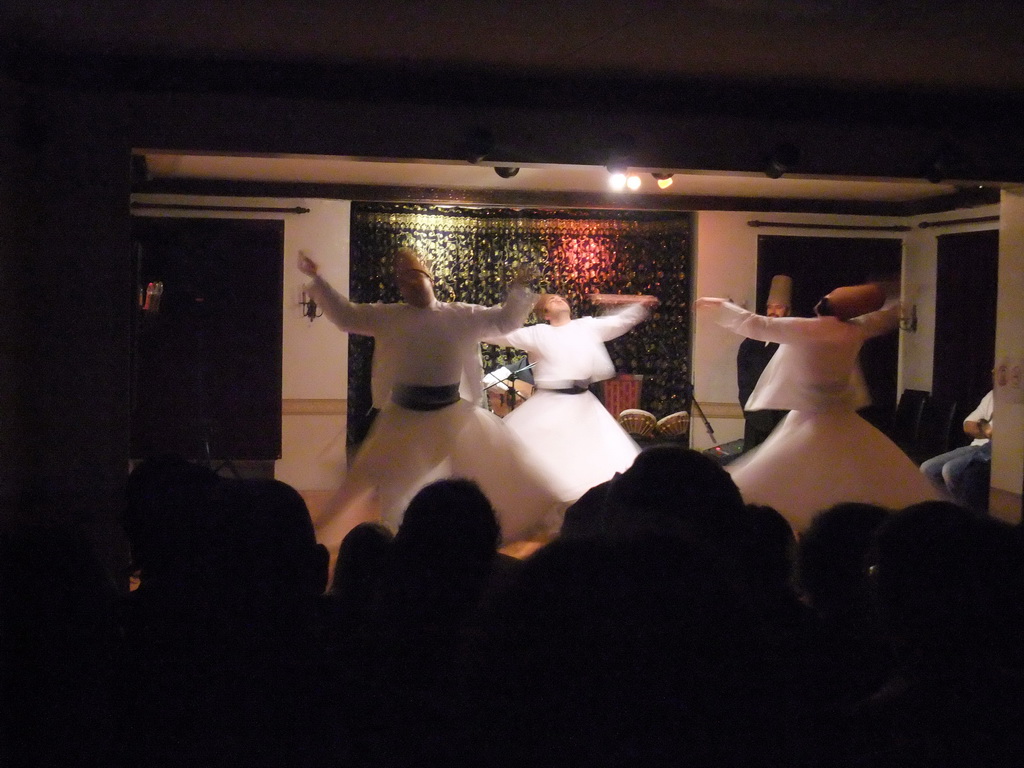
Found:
[765,143,800,179]
[652,172,674,189]
[494,166,520,178]
[609,172,628,191]
[626,174,642,191]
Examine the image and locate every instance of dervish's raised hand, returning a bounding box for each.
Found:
[509,263,542,287]
[693,297,728,310]
[297,251,319,278]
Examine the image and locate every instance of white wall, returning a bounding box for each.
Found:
[690,211,753,449]
[994,191,1024,500]
[280,199,351,399]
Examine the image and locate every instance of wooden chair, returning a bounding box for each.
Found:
[909,395,959,465]
[888,388,928,453]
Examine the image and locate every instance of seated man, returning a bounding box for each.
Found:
[920,390,993,513]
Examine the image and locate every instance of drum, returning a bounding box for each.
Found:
[618,408,657,438]
[655,411,690,440]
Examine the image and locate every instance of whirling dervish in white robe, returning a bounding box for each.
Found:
[695,284,942,533]
[484,293,657,503]
[299,248,564,553]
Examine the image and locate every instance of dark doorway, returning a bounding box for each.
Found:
[933,229,999,429]
[756,235,903,428]
[130,216,284,462]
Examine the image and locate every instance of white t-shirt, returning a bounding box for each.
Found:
[965,390,994,446]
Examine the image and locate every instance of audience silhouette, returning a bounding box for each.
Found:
[455,534,764,767]
[1,519,120,767]
[325,520,394,648]
[4,450,1022,768]
[839,501,1024,767]
[118,463,341,768]
[350,478,507,767]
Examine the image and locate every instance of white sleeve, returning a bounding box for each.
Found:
[588,303,649,341]
[482,323,539,349]
[304,275,386,336]
[711,302,831,344]
[965,390,995,424]
[850,303,900,338]
[471,284,536,338]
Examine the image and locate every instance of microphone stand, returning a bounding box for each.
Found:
[483,361,537,413]
[689,392,718,446]
[504,361,536,411]
[690,387,742,464]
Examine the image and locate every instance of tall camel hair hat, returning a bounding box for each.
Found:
[816,282,886,321]
[393,247,434,281]
[766,275,793,307]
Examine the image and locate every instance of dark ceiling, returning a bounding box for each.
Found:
[5,0,1024,92]
[4,1,1023,211]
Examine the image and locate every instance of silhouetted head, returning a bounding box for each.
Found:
[124,455,222,584]
[742,503,797,597]
[469,534,758,766]
[560,479,614,538]
[331,521,394,599]
[868,500,1015,659]
[601,445,747,546]
[797,501,890,620]
[381,479,502,623]
[214,478,329,600]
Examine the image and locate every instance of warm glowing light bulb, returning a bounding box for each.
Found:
[626,174,641,191]
[657,176,674,189]
[609,172,627,191]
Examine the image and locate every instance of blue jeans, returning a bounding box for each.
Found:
[920,442,992,513]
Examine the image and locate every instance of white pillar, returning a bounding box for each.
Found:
[991,190,1024,522]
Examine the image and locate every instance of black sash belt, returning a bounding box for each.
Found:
[538,384,590,395]
[392,383,461,411]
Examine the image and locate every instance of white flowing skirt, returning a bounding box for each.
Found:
[727,409,943,533]
[338,398,564,543]
[502,390,641,503]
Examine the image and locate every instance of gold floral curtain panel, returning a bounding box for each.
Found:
[348,203,692,444]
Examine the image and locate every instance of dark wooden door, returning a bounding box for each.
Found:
[757,235,903,428]
[933,229,998,431]
[130,216,284,461]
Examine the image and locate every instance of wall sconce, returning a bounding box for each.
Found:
[652,173,674,189]
[899,303,917,332]
[300,290,322,322]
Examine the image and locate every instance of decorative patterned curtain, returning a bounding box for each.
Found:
[348,203,692,443]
